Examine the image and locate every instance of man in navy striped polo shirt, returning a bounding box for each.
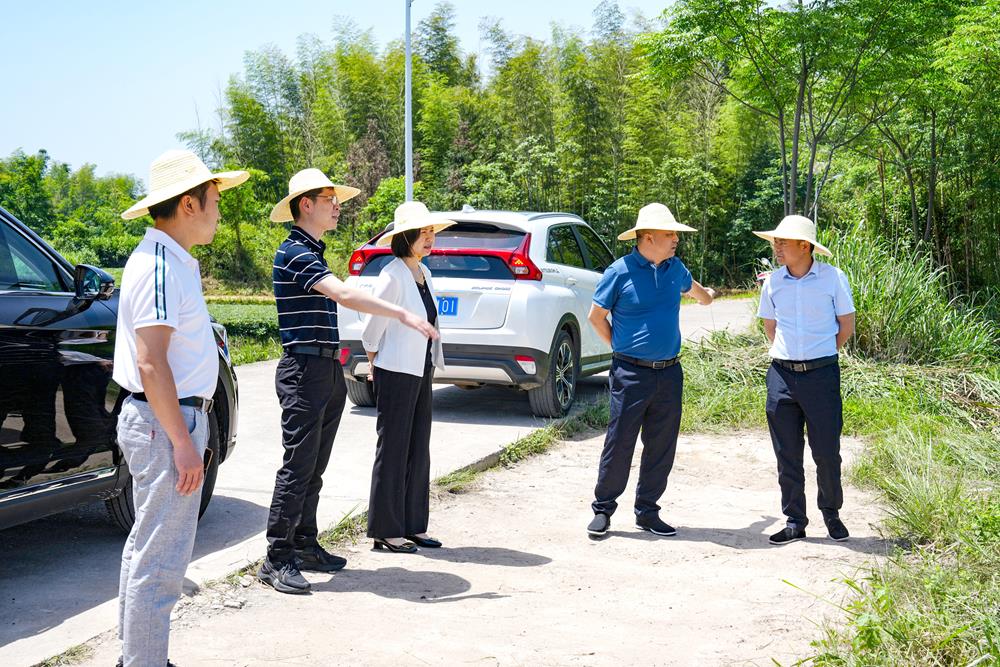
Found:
[260,169,438,594]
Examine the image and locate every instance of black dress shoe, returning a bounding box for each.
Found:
[406,535,442,548]
[769,526,807,545]
[826,518,850,541]
[295,544,348,572]
[373,538,418,553]
[257,557,311,593]
[587,513,610,536]
[635,513,677,536]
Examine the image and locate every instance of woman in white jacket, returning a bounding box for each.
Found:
[362,202,455,553]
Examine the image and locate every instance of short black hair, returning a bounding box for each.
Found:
[148,180,214,222]
[390,228,422,258]
[290,188,325,221]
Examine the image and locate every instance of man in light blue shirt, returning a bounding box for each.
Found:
[754,215,856,546]
[586,203,715,539]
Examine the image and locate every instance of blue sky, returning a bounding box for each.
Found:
[2,1,668,185]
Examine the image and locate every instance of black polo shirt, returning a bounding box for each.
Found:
[272,227,338,349]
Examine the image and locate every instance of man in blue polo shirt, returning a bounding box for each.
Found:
[754,215,855,546]
[260,169,438,594]
[586,203,715,538]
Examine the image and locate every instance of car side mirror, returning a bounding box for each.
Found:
[74,264,115,301]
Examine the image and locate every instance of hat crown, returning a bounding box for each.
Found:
[287,168,332,196]
[774,215,818,240]
[394,201,432,225]
[148,150,213,192]
[636,202,677,228]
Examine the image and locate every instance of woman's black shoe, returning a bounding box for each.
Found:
[406,535,442,548]
[373,538,418,553]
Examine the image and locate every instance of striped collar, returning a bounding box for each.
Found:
[144,227,197,269]
[288,226,326,253]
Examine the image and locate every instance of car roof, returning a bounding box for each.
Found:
[435,209,586,232]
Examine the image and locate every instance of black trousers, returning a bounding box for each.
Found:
[765,361,843,530]
[592,358,683,518]
[266,353,347,561]
[367,364,433,538]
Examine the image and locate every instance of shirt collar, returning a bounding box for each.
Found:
[779,259,820,280]
[144,227,197,269]
[289,226,326,253]
[629,247,673,271]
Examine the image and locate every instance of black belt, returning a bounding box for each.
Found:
[130,392,214,413]
[773,355,839,373]
[286,344,339,359]
[613,352,680,369]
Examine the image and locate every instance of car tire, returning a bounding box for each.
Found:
[106,410,222,532]
[528,328,579,418]
[345,377,376,407]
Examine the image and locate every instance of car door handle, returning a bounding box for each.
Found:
[566,277,577,286]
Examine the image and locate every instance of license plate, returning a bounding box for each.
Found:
[437,296,458,316]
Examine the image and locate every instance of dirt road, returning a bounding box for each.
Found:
[78,426,885,667]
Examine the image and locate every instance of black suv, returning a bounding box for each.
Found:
[0,205,238,531]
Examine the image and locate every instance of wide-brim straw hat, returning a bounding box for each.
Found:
[753,214,832,257]
[617,202,696,240]
[269,168,361,223]
[375,201,456,247]
[122,150,249,220]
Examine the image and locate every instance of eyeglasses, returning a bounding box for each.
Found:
[314,194,340,206]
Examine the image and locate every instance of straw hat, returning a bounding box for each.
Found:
[269,168,362,223]
[617,203,696,241]
[121,150,249,220]
[375,201,456,247]
[753,215,832,257]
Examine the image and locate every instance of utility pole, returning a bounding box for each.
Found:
[405,0,414,201]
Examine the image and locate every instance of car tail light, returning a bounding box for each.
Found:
[348,249,369,276]
[515,355,537,374]
[338,348,352,366]
[506,234,542,280]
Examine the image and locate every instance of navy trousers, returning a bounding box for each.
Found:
[592,358,683,518]
[267,353,347,561]
[765,361,844,530]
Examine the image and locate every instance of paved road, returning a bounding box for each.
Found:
[0,299,752,666]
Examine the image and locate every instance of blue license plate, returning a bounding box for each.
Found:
[437,296,458,316]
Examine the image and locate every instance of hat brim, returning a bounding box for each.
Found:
[269,184,361,223]
[375,219,457,246]
[752,230,833,257]
[617,222,697,241]
[121,170,250,220]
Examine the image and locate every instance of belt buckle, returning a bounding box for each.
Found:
[793,362,807,372]
[652,360,666,369]
[202,397,215,414]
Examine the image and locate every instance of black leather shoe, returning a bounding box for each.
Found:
[406,535,442,548]
[257,557,311,593]
[587,513,610,536]
[826,518,850,541]
[373,538,418,553]
[635,514,677,536]
[295,544,347,572]
[769,527,807,545]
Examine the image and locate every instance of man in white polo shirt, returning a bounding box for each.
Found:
[754,215,856,546]
[113,150,248,666]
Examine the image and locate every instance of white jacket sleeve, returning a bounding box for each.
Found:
[361,269,400,353]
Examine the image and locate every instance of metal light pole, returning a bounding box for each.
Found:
[404,0,414,201]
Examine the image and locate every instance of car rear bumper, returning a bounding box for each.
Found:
[339,340,552,389]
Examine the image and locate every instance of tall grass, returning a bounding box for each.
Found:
[828,229,998,364]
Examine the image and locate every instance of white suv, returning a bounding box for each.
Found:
[336,208,615,417]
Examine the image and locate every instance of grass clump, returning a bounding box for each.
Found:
[33,644,94,667]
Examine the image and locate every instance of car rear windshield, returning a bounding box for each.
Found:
[360,222,525,279]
